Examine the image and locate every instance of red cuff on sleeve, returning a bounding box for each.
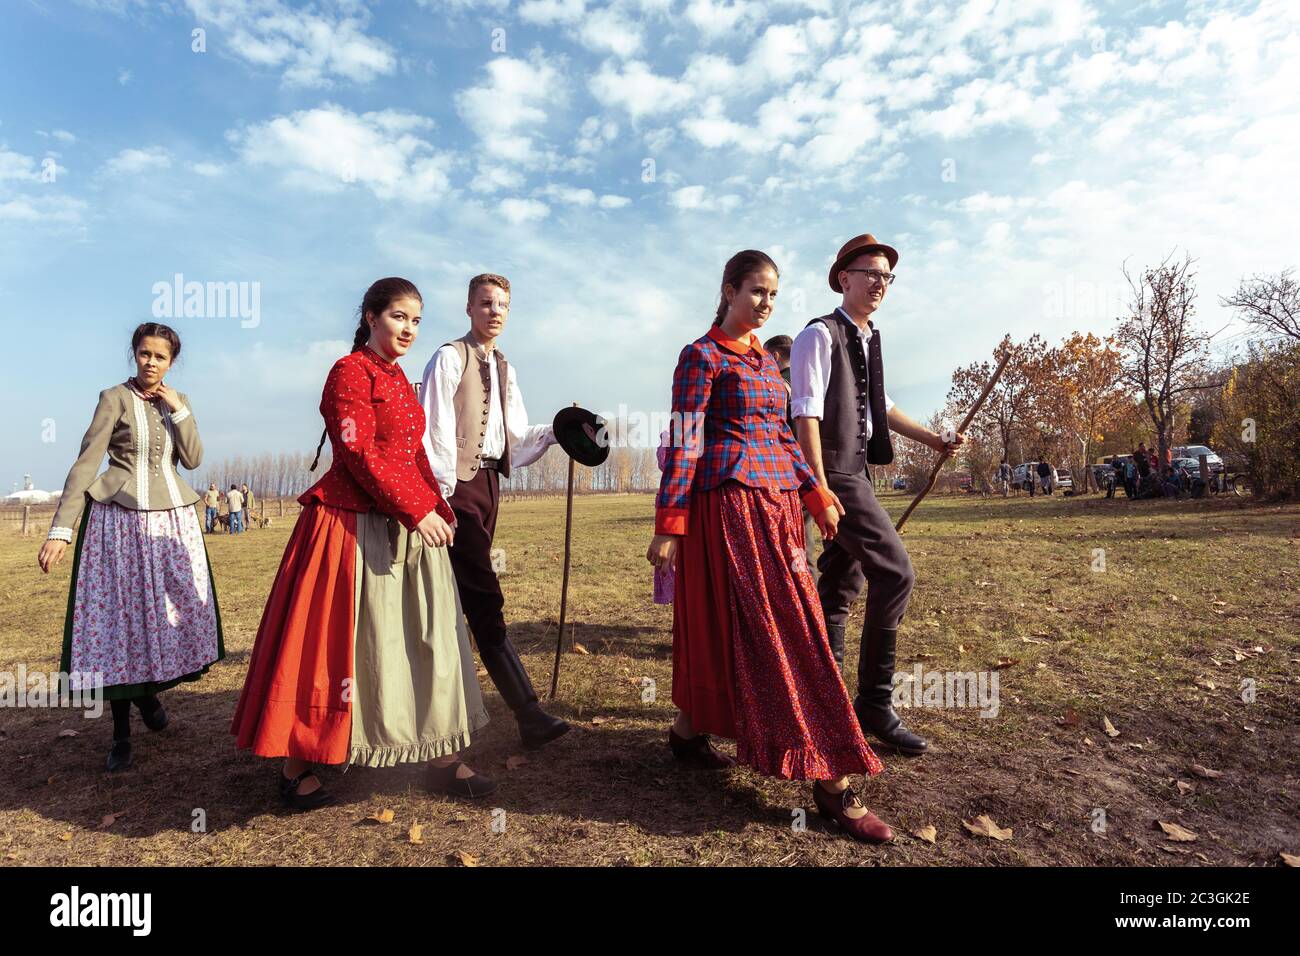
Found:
[799,484,835,518]
[655,508,688,536]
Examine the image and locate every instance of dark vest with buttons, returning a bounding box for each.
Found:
[444,333,512,481]
[806,310,894,475]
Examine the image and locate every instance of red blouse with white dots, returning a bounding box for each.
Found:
[299,345,455,531]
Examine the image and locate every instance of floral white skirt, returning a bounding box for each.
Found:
[61,499,224,698]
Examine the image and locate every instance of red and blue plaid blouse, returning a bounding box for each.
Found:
[655,326,833,535]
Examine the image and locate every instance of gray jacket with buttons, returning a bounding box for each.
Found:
[48,383,203,539]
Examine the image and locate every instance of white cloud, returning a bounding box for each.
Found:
[499,197,551,223]
[669,185,740,212]
[231,104,452,203]
[685,0,765,41]
[455,54,565,165]
[518,0,586,25]
[590,59,694,121]
[105,146,172,176]
[578,6,644,58]
[184,0,396,88]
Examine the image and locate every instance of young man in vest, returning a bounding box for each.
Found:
[421,273,570,749]
[790,233,964,756]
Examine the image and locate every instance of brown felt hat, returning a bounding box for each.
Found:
[828,233,899,292]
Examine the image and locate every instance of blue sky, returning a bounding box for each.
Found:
[3,0,1298,492]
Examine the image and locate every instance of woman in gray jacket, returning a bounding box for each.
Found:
[37,323,225,771]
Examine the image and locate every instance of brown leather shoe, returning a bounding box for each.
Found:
[668,729,735,770]
[812,782,893,843]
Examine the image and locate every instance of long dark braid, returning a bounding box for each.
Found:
[309,277,422,471]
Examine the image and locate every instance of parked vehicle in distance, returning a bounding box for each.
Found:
[1054,467,1074,494]
[892,477,908,490]
[1171,444,1224,473]
[1012,461,1064,492]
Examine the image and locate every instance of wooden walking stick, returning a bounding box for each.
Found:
[549,403,579,700]
[895,350,1010,532]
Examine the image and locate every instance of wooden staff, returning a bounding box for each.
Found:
[549,403,579,700]
[895,350,1011,532]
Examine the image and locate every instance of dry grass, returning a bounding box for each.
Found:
[1,491,1297,866]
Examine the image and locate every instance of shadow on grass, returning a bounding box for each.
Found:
[0,680,795,842]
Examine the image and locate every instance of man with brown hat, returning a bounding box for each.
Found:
[420,273,570,750]
[790,233,964,756]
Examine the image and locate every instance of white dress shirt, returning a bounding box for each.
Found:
[421,342,555,500]
[790,307,895,438]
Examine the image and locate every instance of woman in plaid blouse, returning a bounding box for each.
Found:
[647,250,893,844]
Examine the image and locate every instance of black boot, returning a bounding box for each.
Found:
[853,625,928,756]
[478,642,570,749]
[107,699,132,771]
[825,623,846,672]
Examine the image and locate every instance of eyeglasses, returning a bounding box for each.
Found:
[843,268,896,286]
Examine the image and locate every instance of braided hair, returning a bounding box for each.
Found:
[309,277,423,471]
[713,249,779,326]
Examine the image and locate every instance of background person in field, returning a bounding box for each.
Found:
[204,482,220,532]
[225,485,243,534]
[37,323,224,772]
[240,482,254,529]
[791,233,965,758]
[765,332,818,582]
[421,273,569,750]
[649,249,892,844]
[232,278,493,810]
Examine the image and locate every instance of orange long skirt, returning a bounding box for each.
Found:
[230,503,357,763]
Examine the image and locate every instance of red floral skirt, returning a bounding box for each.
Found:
[671,481,882,780]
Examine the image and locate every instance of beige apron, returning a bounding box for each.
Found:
[348,510,489,767]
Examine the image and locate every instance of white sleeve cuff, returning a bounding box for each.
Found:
[884,392,895,413]
[48,527,74,543]
[169,406,192,424]
[790,397,823,419]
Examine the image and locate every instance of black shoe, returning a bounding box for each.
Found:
[478,642,571,749]
[426,760,498,798]
[279,768,334,811]
[854,625,928,756]
[134,694,168,732]
[106,738,132,772]
[668,728,735,770]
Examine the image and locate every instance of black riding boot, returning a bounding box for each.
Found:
[478,642,570,749]
[825,623,846,672]
[853,624,928,755]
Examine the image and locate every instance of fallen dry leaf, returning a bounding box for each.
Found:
[1102,716,1120,738]
[449,849,478,867]
[1189,763,1222,779]
[1055,708,1081,728]
[408,824,423,845]
[993,657,1019,669]
[1176,781,1194,795]
[57,832,72,842]
[962,814,1013,841]
[1280,852,1300,867]
[911,825,937,844]
[368,808,396,825]
[97,811,127,830]
[1157,821,1198,842]
[57,729,79,738]
[589,716,609,725]
[573,643,590,655]
[506,755,528,771]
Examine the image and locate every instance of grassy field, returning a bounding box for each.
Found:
[1,490,1297,867]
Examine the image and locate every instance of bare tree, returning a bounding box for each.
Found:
[1221,269,1300,344]
[1115,251,1211,464]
